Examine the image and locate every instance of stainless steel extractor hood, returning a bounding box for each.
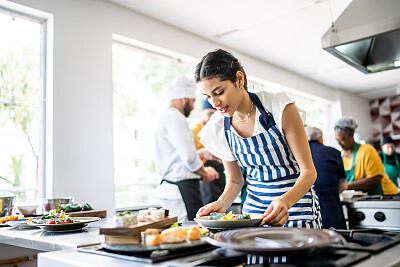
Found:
[321,0,400,74]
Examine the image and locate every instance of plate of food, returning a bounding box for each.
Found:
[27,216,101,232]
[194,211,263,229]
[6,217,39,229]
[103,225,210,253]
[0,215,25,227]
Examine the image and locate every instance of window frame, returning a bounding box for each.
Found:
[0,3,53,200]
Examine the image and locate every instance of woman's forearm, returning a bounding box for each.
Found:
[280,168,317,209]
[348,175,382,190]
[217,161,244,209]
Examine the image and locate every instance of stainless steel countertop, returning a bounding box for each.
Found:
[0,219,105,251]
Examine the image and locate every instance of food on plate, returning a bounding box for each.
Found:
[209,211,251,221]
[56,203,93,213]
[138,209,150,217]
[160,227,187,244]
[25,218,34,223]
[45,217,74,224]
[150,209,165,220]
[115,211,138,227]
[138,208,166,222]
[186,225,201,241]
[144,228,161,246]
[0,214,24,224]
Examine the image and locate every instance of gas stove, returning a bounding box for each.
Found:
[78,228,400,266]
[346,194,400,230]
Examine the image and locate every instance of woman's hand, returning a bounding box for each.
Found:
[261,197,289,226]
[196,201,226,218]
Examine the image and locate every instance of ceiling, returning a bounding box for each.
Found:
[109,0,400,100]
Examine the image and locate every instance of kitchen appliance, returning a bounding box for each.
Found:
[79,227,400,266]
[0,195,16,217]
[41,197,73,211]
[346,194,400,231]
[16,204,38,216]
[321,0,400,74]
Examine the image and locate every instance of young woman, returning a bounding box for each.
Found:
[195,49,321,229]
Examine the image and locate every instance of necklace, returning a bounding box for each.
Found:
[233,101,254,123]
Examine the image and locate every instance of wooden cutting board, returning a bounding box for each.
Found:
[67,209,107,218]
[100,216,177,236]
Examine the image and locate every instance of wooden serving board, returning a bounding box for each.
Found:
[67,209,107,218]
[100,216,177,236]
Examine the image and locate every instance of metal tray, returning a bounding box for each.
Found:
[207,227,345,255]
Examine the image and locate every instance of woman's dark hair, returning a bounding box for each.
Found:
[194,49,247,90]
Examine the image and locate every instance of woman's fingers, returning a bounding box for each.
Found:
[260,200,289,226]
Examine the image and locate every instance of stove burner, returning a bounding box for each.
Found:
[78,229,400,266]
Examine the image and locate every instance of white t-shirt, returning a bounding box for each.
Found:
[198,91,294,161]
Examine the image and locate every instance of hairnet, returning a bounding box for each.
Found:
[202,99,215,110]
[381,136,394,146]
[305,126,323,141]
[164,76,197,100]
[334,116,358,135]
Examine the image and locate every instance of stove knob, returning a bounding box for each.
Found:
[354,211,365,221]
[374,212,386,222]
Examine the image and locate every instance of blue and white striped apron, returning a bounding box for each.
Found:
[224,92,321,264]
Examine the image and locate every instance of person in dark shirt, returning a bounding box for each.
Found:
[306,126,347,229]
[379,136,400,188]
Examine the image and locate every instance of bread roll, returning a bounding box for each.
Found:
[160,227,187,243]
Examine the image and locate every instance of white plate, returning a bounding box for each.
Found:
[6,219,39,229]
[27,217,101,232]
[194,214,263,229]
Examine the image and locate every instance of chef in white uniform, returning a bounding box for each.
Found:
[155,76,219,221]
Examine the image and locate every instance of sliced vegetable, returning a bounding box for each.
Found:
[209,212,225,220]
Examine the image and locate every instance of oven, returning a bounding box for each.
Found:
[346,194,400,231]
[78,227,400,266]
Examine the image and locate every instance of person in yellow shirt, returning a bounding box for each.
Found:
[192,100,226,204]
[334,116,398,195]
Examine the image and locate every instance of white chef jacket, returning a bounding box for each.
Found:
[155,107,203,199]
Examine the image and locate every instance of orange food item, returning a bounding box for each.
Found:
[186,226,201,241]
[220,211,236,221]
[160,227,187,243]
[144,228,161,246]
[0,215,23,224]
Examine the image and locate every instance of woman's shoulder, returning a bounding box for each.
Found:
[359,143,380,157]
[206,110,225,127]
[254,90,293,112]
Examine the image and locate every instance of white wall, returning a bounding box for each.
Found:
[6,0,373,215]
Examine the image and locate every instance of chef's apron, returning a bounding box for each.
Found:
[160,179,203,221]
[224,92,321,265]
[382,152,400,187]
[342,143,383,195]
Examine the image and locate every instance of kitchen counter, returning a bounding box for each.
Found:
[37,242,400,267]
[0,219,105,251]
[2,219,400,267]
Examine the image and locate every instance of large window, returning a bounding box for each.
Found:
[112,41,201,209]
[0,8,45,205]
